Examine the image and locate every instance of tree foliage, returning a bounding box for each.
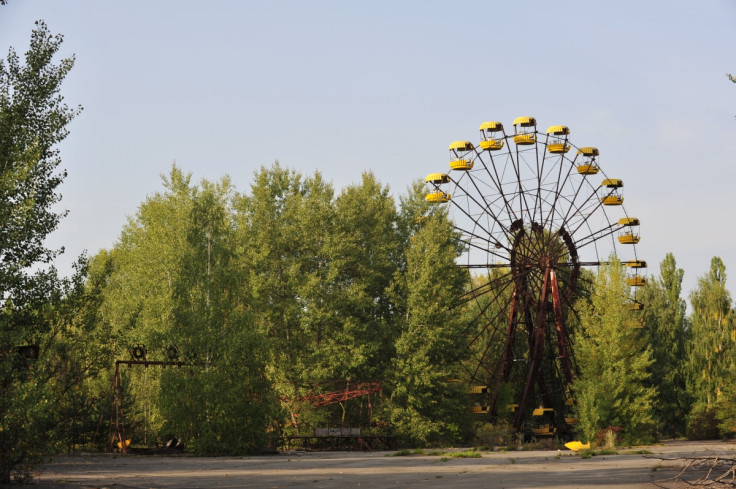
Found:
[573,258,657,444]
[0,21,82,483]
[685,257,735,437]
[389,195,470,446]
[638,253,690,437]
[687,257,733,411]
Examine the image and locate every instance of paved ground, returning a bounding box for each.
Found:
[17,440,736,489]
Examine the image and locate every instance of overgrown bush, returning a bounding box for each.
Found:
[595,426,624,448]
[474,420,512,450]
[687,407,720,440]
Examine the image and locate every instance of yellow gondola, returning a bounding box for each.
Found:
[601,178,623,206]
[546,125,570,154]
[626,276,648,287]
[513,116,537,145]
[625,300,645,311]
[425,191,450,203]
[425,173,450,185]
[531,407,556,436]
[449,140,475,170]
[479,121,505,151]
[576,147,600,175]
[618,217,640,244]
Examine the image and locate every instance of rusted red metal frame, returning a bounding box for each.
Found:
[300,382,382,408]
[513,265,551,432]
[550,270,574,385]
[110,359,191,454]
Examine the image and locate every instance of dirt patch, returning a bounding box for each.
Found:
[17,440,736,489]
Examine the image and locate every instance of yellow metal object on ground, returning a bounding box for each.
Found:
[117,439,131,450]
[564,441,590,452]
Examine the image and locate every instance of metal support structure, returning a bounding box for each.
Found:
[108,359,189,454]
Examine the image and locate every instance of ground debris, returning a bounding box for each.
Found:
[648,455,736,488]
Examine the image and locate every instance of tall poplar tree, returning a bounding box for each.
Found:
[389,201,470,445]
[574,258,657,444]
[0,21,82,482]
[638,253,690,436]
[687,257,734,434]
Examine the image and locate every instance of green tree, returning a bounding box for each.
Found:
[0,21,81,482]
[317,172,402,382]
[573,258,657,444]
[686,257,734,435]
[159,178,273,453]
[234,164,330,431]
[389,198,470,446]
[95,167,275,452]
[638,253,690,437]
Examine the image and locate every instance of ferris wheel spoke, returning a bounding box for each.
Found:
[455,269,515,310]
[566,185,623,240]
[455,227,512,262]
[574,223,619,250]
[542,153,579,232]
[477,150,521,224]
[513,148,536,225]
[451,178,514,239]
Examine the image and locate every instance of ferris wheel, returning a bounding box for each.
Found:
[425,117,646,436]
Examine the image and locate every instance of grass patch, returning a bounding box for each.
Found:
[578,448,618,458]
[450,450,482,459]
[389,448,447,457]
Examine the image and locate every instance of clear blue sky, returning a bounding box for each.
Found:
[2,1,735,307]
